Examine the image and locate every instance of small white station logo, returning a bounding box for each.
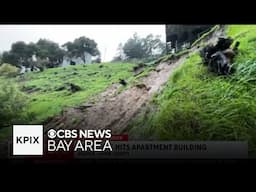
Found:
[13,125,43,155]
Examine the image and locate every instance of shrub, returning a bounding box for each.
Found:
[0,63,19,77]
[0,80,28,128]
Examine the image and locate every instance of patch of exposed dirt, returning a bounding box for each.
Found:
[44,27,225,134]
[44,57,186,134]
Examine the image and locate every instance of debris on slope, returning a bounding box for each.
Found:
[44,27,226,134]
[69,83,81,93]
[119,79,127,86]
[133,63,146,76]
[55,83,82,93]
[200,37,240,75]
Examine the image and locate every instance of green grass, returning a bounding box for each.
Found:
[156,49,190,64]
[134,66,155,79]
[128,25,256,155]
[227,25,256,64]
[191,25,219,47]
[0,61,156,140]
[12,63,136,124]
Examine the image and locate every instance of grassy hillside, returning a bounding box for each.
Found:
[0,62,136,139]
[128,25,256,154]
[22,63,138,123]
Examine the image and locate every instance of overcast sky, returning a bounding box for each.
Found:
[0,25,166,62]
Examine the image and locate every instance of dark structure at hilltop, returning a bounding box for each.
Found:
[166,25,213,52]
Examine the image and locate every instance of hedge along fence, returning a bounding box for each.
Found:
[153,25,222,65]
[191,25,221,47]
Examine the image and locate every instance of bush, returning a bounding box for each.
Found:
[0,80,28,128]
[0,63,19,77]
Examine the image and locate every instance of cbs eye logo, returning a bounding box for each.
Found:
[48,129,57,139]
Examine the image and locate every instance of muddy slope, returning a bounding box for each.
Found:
[45,28,225,134]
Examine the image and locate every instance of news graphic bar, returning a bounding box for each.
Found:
[74,141,248,159]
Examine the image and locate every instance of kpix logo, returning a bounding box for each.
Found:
[13,125,43,155]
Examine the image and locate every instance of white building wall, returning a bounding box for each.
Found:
[61,52,92,67]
